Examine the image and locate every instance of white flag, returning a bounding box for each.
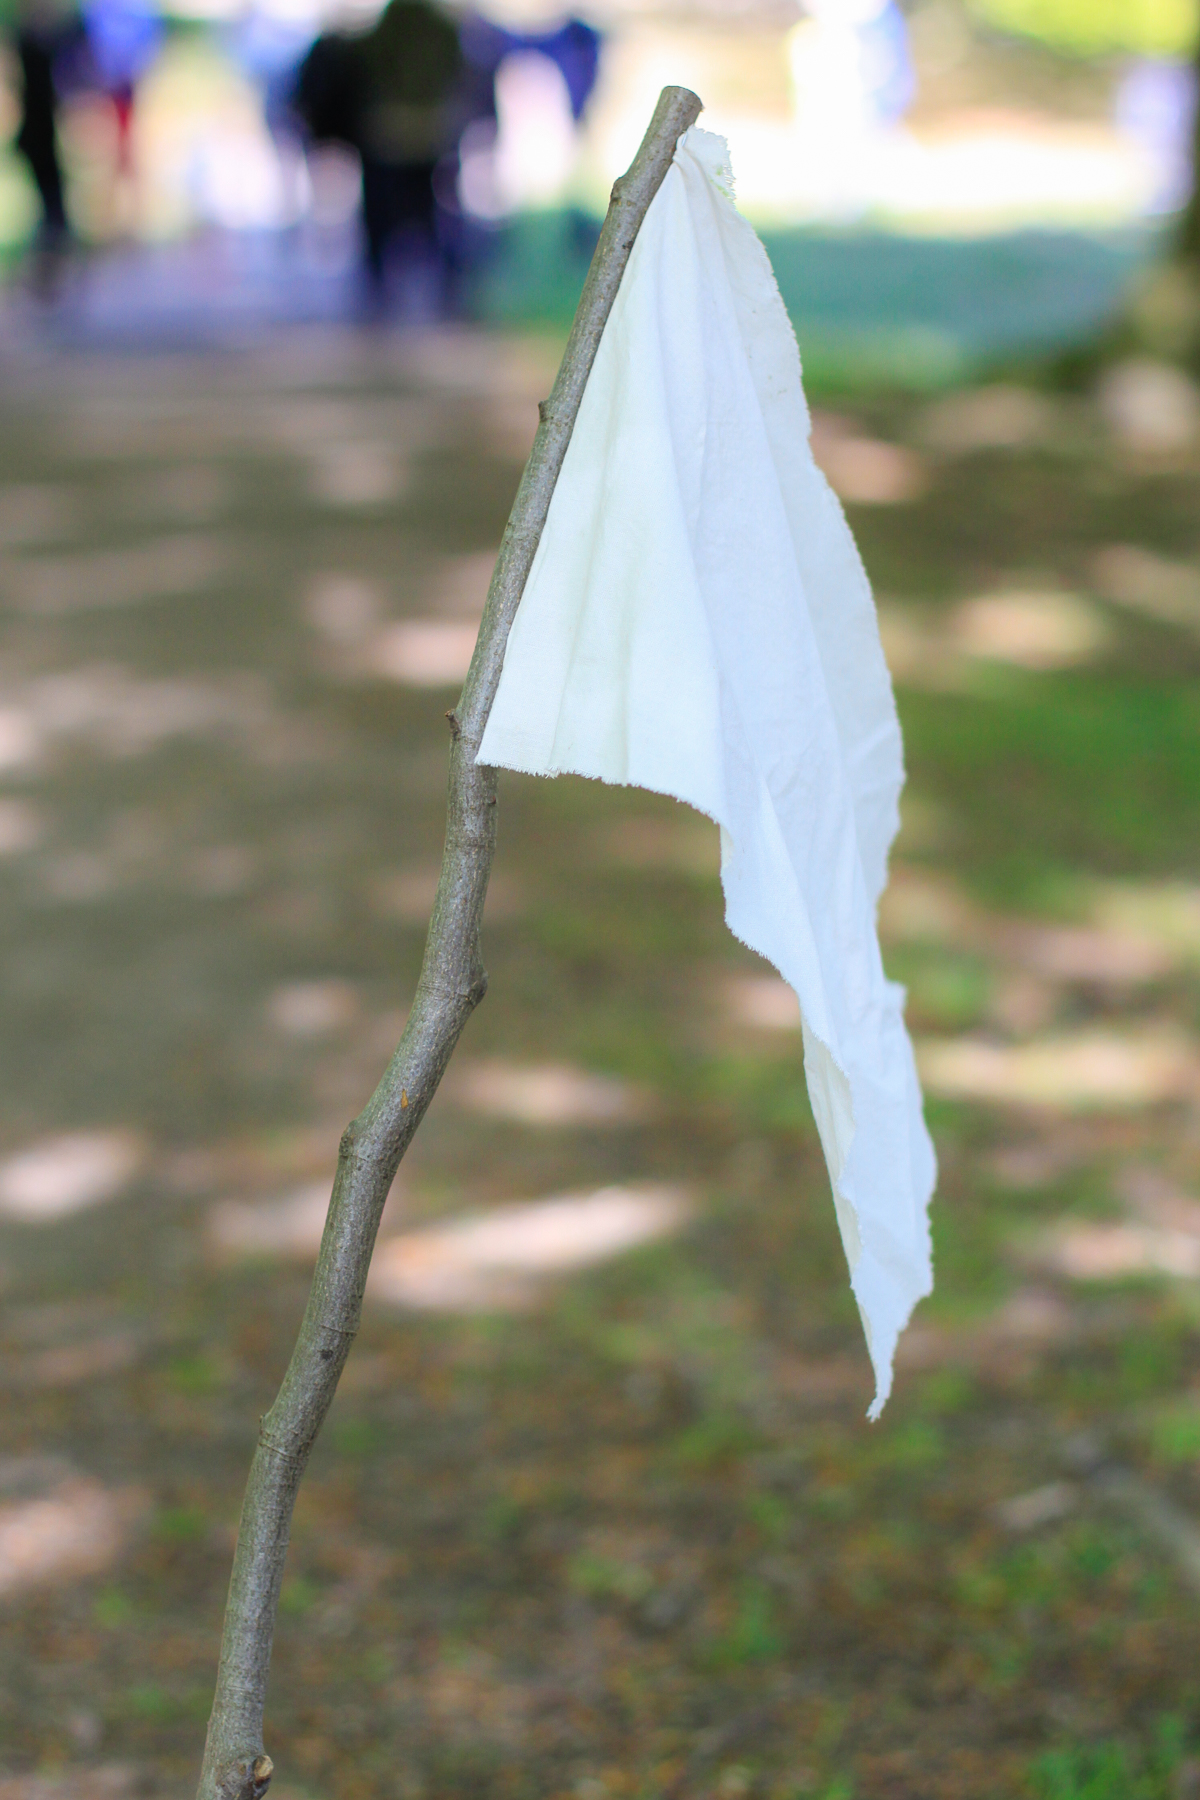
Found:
[478,126,935,1416]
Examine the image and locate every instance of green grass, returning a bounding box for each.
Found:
[1029,1716,1190,1799]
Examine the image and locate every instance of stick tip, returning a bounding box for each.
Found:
[621,86,703,187]
[654,84,704,132]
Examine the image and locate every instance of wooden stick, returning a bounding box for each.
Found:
[196,82,703,1800]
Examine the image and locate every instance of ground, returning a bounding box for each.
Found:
[0,319,1199,1800]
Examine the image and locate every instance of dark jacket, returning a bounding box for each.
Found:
[295,0,462,164]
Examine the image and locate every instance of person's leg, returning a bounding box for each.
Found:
[392,161,447,312]
[25,139,68,233]
[359,160,386,289]
[112,84,135,179]
[394,161,438,238]
[16,34,68,236]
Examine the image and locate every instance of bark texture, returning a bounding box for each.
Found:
[196,81,703,1800]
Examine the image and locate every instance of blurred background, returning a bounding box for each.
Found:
[1,0,1197,357]
[2,0,1200,1796]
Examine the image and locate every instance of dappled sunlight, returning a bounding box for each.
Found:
[1090,544,1200,636]
[184,843,259,899]
[368,1185,690,1312]
[879,866,975,946]
[984,971,1056,1036]
[882,865,1181,990]
[305,443,408,510]
[995,920,1171,985]
[991,1480,1078,1533]
[41,852,120,904]
[429,552,501,619]
[0,664,275,765]
[303,571,383,650]
[0,1463,147,1599]
[391,331,562,406]
[0,1133,143,1223]
[1120,1166,1200,1238]
[1091,881,1200,966]
[373,620,480,688]
[810,414,927,505]
[127,463,231,527]
[1097,359,1200,456]
[208,1183,332,1260]
[0,486,74,552]
[479,394,541,462]
[367,864,440,924]
[303,555,495,683]
[452,1061,648,1127]
[257,396,384,457]
[876,605,969,692]
[989,1137,1091,1190]
[0,709,39,771]
[266,980,360,1041]
[918,1028,1197,1110]
[1,534,226,614]
[0,1766,142,1800]
[950,590,1112,669]
[726,975,801,1032]
[880,589,1113,686]
[10,1333,139,1391]
[1031,1220,1200,1283]
[0,801,43,857]
[915,385,1057,454]
[897,1285,1075,1374]
[2,1299,140,1390]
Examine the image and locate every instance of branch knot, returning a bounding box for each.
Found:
[215,1757,273,1800]
[257,1430,304,1470]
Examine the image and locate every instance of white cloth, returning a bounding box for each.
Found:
[478,127,934,1416]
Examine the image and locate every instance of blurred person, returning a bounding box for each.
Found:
[78,0,160,177]
[1116,56,1197,216]
[225,0,321,230]
[454,12,600,219]
[294,0,463,313]
[356,0,462,309]
[8,0,77,277]
[788,0,914,217]
[474,15,599,124]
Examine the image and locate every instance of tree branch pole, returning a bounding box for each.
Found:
[196,82,703,1800]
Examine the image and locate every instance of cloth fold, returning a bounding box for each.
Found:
[477,126,935,1415]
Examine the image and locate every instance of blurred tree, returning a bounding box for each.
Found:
[968,0,1195,57]
[972,0,1200,370]
[1179,26,1200,267]
[1128,22,1200,369]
